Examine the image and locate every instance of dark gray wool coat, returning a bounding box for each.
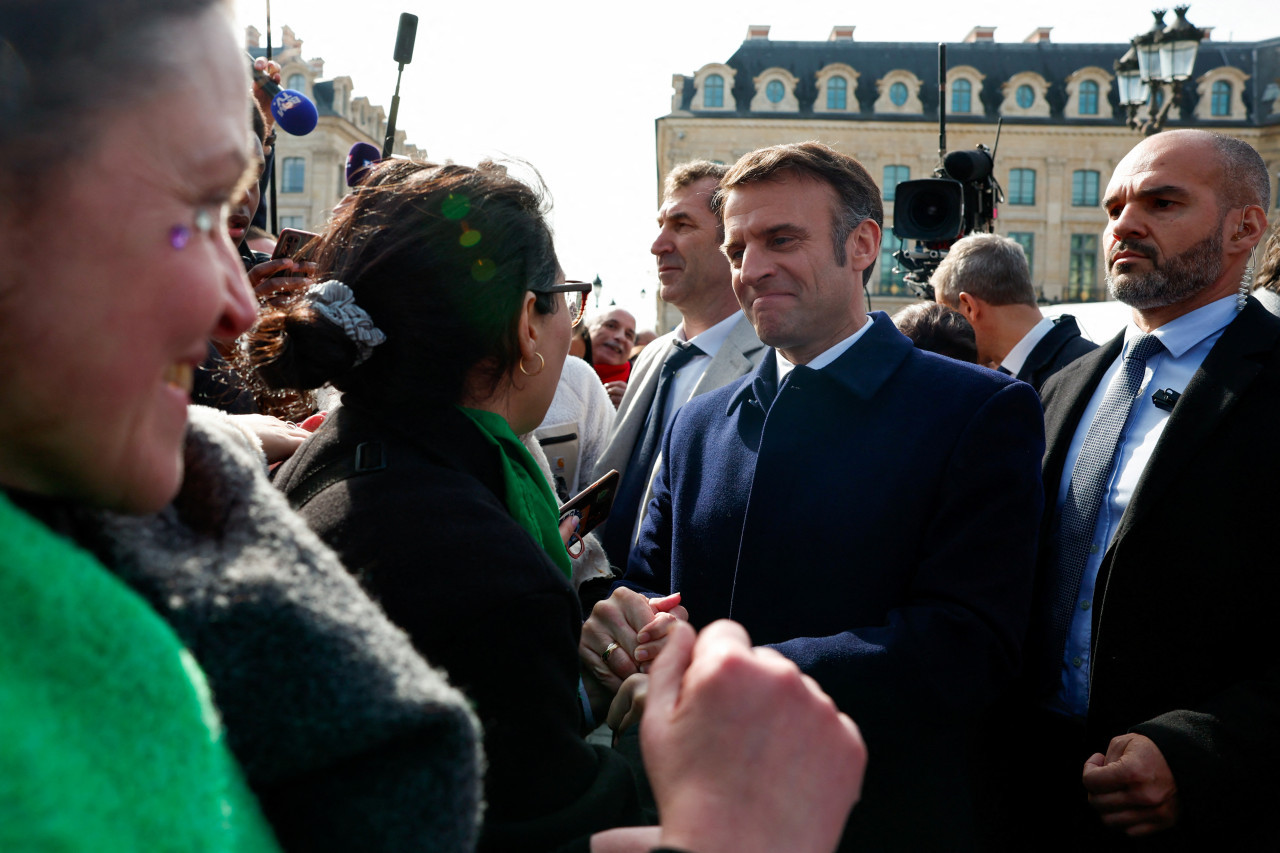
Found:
[68,406,484,853]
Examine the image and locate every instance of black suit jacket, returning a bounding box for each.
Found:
[1015,315,1098,393]
[1026,297,1280,850]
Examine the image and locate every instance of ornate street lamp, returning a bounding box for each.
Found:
[592,275,602,309]
[1116,6,1207,135]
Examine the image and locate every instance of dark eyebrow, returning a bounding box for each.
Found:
[765,222,807,237]
[659,209,696,227]
[1103,184,1191,210]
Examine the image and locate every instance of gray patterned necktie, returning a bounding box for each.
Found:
[1048,333,1163,671]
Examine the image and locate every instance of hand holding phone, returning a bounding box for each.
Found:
[270,228,320,267]
[558,470,619,557]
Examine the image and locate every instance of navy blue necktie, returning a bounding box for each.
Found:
[602,340,704,565]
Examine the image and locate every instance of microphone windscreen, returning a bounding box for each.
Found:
[271,89,319,136]
[346,142,382,187]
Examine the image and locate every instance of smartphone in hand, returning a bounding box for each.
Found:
[271,227,320,271]
[558,469,620,539]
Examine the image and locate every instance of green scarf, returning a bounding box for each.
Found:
[458,407,572,579]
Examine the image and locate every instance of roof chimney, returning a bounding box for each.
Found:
[964,26,996,43]
[828,26,855,42]
[245,25,261,49]
[747,25,771,41]
[1023,27,1053,43]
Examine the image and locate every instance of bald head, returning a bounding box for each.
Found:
[1117,130,1269,212]
[1103,130,1270,325]
[588,308,637,365]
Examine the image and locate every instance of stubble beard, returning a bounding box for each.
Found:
[1105,228,1224,310]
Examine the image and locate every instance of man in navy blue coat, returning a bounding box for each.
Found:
[581,142,1045,850]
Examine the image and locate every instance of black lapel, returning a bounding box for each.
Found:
[1116,300,1280,539]
[1017,322,1066,383]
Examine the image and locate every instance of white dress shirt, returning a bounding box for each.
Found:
[775,315,875,382]
[1000,316,1056,377]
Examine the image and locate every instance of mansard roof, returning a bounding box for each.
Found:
[674,35,1280,127]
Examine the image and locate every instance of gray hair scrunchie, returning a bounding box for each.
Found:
[307,280,387,366]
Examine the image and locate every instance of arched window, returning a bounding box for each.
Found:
[1079,80,1099,115]
[882,165,910,201]
[828,76,847,110]
[890,82,908,106]
[705,74,724,108]
[951,79,972,113]
[766,80,785,103]
[1211,81,1231,117]
[286,73,307,92]
[1016,85,1034,109]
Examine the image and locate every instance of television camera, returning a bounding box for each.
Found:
[890,45,1003,300]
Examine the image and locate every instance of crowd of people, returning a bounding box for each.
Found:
[4,0,1280,851]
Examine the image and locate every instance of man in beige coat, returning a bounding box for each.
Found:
[596,162,765,570]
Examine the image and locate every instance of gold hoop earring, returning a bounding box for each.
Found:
[518,352,545,377]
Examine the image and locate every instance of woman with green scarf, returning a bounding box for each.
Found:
[249,159,643,851]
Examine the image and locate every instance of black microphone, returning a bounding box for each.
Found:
[249,56,319,136]
[1152,388,1180,411]
[381,13,418,159]
[393,13,418,65]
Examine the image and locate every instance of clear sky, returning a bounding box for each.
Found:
[234,0,1278,329]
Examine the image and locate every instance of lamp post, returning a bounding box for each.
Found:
[592,275,602,309]
[1115,6,1207,135]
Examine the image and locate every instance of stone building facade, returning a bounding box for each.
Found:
[655,24,1280,331]
[246,26,423,233]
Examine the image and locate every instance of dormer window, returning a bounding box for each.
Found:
[706,74,725,107]
[1194,67,1249,121]
[946,66,985,116]
[1211,81,1230,116]
[814,64,859,115]
[1079,81,1099,115]
[875,70,923,114]
[1064,67,1112,120]
[828,76,847,109]
[749,68,799,112]
[693,63,736,111]
[1001,72,1050,117]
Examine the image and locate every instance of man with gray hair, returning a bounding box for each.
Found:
[1002,129,1280,849]
[934,232,1096,391]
